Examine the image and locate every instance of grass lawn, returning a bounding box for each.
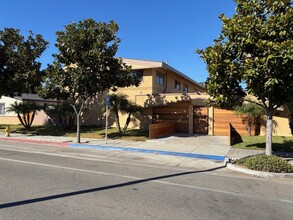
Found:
[233,136,293,152]
[0,124,149,142]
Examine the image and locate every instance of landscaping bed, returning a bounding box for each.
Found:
[235,155,293,173]
[1,125,149,142]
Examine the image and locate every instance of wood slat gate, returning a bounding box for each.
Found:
[193,106,208,134]
[153,103,189,133]
[213,108,253,136]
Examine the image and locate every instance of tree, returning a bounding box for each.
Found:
[197,0,293,155]
[107,93,142,134]
[6,101,43,129]
[234,103,265,136]
[122,101,142,133]
[0,28,48,97]
[45,103,76,130]
[41,19,141,143]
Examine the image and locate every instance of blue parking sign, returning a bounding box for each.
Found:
[105,95,110,107]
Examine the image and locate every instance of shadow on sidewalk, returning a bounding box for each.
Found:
[0,165,225,209]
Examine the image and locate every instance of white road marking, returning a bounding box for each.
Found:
[0,157,292,205]
[0,146,188,171]
[0,146,288,182]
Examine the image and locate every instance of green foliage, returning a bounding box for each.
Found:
[6,101,43,129]
[234,103,265,119]
[197,0,293,155]
[236,155,293,173]
[197,0,293,109]
[41,18,141,103]
[40,18,141,142]
[0,28,48,97]
[107,93,142,134]
[234,103,265,135]
[45,103,76,130]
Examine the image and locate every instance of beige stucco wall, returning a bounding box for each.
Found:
[109,107,153,130]
[260,115,292,136]
[116,69,153,103]
[152,68,205,95]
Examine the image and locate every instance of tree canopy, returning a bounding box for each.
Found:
[197,0,293,155]
[41,18,141,142]
[0,28,48,97]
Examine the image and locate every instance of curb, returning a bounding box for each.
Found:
[0,137,69,147]
[227,163,293,180]
[69,143,227,161]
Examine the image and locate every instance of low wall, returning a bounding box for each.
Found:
[0,116,20,125]
[149,122,176,139]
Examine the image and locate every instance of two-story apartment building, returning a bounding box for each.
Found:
[104,58,208,132]
[120,58,205,99]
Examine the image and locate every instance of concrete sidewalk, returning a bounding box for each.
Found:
[0,132,232,162]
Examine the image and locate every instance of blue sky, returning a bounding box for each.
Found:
[1,0,236,83]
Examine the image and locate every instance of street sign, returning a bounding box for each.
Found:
[105,95,110,107]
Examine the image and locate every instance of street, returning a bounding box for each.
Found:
[0,142,293,220]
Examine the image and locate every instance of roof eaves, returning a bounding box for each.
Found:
[161,62,205,90]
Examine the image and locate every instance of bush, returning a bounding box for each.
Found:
[236,155,293,173]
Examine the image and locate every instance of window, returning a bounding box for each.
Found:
[183,84,188,93]
[156,72,165,85]
[175,80,181,90]
[129,70,143,81]
[0,103,5,115]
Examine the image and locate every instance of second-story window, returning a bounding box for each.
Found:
[128,70,143,82]
[175,80,181,90]
[156,72,165,85]
[183,84,188,93]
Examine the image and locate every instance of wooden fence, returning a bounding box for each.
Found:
[149,122,176,139]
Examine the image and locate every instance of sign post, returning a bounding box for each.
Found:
[105,95,110,144]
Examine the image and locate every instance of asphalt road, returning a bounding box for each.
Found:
[0,142,293,220]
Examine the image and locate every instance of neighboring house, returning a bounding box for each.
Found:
[0,94,58,126]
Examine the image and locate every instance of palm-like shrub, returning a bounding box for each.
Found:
[234,103,265,136]
[108,93,142,134]
[6,102,43,129]
[45,103,75,130]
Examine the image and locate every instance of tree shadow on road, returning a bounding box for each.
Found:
[0,165,225,209]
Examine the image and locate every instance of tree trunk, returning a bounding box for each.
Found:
[76,113,80,143]
[288,112,293,135]
[122,113,131,133]
[266,106,274,156]
[29,111,36,128]
[17,113,26,128]
[248,120,252,136]
[115,113,122,134]
[71,103,83,144]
